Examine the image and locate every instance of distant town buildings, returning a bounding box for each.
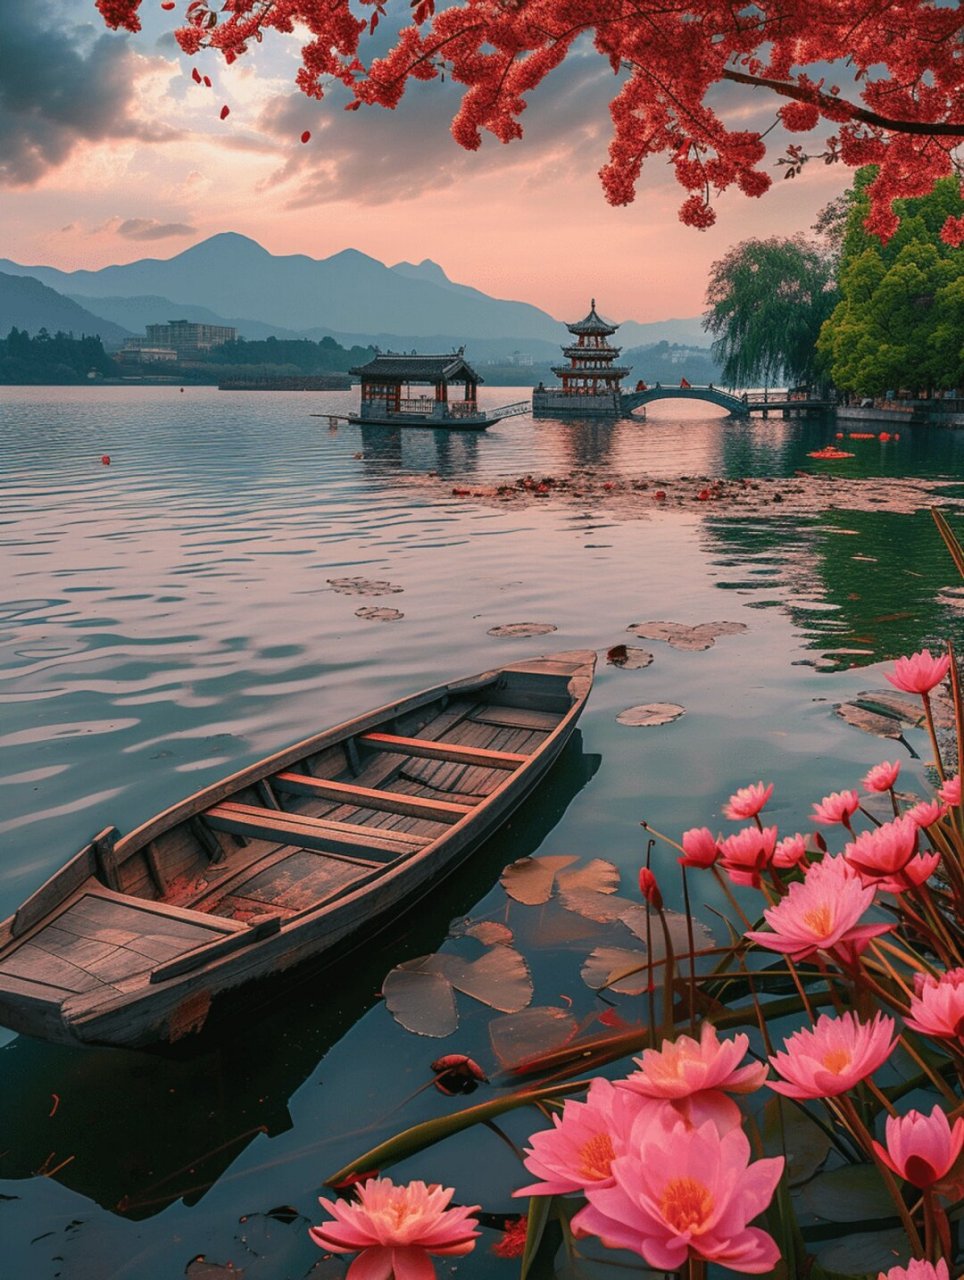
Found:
[118,319,237,364]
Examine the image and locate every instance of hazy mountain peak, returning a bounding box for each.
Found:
[390,259,452,286]
[183,232,269,259]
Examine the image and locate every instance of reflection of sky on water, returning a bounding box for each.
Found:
[0,386,960,1277]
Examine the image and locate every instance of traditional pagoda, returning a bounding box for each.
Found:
[532,300,630,417]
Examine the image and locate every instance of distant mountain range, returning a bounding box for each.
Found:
[0,272,132,345]
[0,233,710,356]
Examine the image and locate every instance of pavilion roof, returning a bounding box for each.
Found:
[349,351,483,383]
[566,300,619,336]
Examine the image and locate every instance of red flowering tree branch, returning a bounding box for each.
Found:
[95,0,964,243]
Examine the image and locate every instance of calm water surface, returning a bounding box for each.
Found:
[1,387,963,1278]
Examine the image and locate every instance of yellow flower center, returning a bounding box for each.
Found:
[802,903,834,936]
[578,1132,616,1182]
[659,1176,714,1233]
[821,1047,852,1074]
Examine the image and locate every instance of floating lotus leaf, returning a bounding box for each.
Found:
[815,1229,910,1275]
[616,702,685,727]
[488,1006,579,1071]
[328,576,403,596]
[558,888,642,926]
[622,908,715,956]
[500,854,579,904]
[796,1165,894,1223]
[382,957,459,1037]
[459,920,514,946]
[556,858,620,897]
[626,620,747,651]
[354,606,404,622]
[487,622,558,638]
[762,1095,832,1186]
[582,946,652,995]
[186,1261,247,1280]
[606,644,654,669]
[441,946,533,1014]
[834,701,906,740]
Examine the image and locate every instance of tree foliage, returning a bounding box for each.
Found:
[704,237,837,389]
[96,1,963,240]
[196,334,375,372]
[0,328,118,384]
[818,174,964,394]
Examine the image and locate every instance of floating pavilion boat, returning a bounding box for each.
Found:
[0,652,595,1048]
[347,350,528,428]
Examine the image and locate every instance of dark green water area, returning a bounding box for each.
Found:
[1,388,963,1277]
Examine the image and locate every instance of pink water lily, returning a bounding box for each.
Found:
[572,1117,784,1273]
[872,1105,964,1189]
[767,1011,897,1099]
[811,789,861,827]
[904,799,948,828]
[718,825,778,888]
[723,781,773,821]
[772,832,808,869]
[679,826,720,868]
[905,968,964,1043]
[515,1076,648,1197]
[879,1259,949,1280]
[744,856,890,962]
[310,1178,479,1280]
[939,773,961,805]
[885,648,951,695]
[863,760,901,793]
[618,1023,767,1133]
[842,816,940,894]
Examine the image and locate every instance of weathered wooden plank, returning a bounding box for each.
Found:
[273,772,473,823]
[150,915,281,983]
[205,802,422,860]
[359,732,527,770]
[62,892,240,944]
[0,942,107,994]
[231,849,376,912]
[471,704,562,730]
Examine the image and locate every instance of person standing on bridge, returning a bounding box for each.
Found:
[680,377,691,388]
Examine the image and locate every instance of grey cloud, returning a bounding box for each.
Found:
[115,218,197,240]
[0,0,182,186]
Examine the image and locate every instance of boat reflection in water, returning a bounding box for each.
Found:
[0,733,600,1219]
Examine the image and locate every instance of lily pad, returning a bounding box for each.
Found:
[582,946,653,995]
[616,702,685,727]
[606,645,654,669]
[796,1165,894,1223]
[382,957,459,1037]
[489,1006,579,1071]
[328,576,403,596]
[458,920,514,946]
[354,606,404,622]
[814,1228,910,1275]
[501,855,579,904]
[487,622,558,638]
[443,946,533,1014]
[626,620,747,651]
[186,1261,246,1280]
[762,1095,832,1186]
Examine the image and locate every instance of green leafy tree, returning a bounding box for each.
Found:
[819,174,964,394]
[704,237,838,390]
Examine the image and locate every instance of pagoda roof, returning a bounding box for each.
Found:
[552,365,630,378]
[561,344,622,358]
[566,300,619,336]
[349,351,483,383]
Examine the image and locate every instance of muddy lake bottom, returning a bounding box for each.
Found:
[2,387,964,1278]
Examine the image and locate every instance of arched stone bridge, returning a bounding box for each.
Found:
[621,385,750,418]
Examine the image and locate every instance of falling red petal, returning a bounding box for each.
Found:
[300,130,311,144]
[220,105,230,119]
[161,1,175,9]
[203,75,211,87]
[192,67,201,83]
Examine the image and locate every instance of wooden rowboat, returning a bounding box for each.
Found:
[0,651,595,1049]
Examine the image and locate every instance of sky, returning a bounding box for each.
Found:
[0,0,854,325]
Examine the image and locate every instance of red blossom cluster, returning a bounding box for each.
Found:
[95,0,963,240]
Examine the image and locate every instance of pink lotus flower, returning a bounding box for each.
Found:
[904,799,948,828]
[618,1023,767,1133]
[679,826,719,868]
[905,967,964,1043]
[718,825,778,888]
[879,1259,949,1280]
[939,774,961,805]
[723,781,773,821]
[310,1178,479,1279]
[572,1117,784,1273]
[811,789,860,827]
[872,1105,964,1189]
[745,856,890,962]
[772,832,808,869]
[638,866,663,909]
[863,760,901,793]
[515,1077,647,1196]
[768,1011,897,1099]
[885,648,950,695]
[842,816,941,894]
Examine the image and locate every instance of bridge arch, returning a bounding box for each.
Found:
[621,385,750,418]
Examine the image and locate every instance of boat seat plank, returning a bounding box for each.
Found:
[227,848,376,913]
[359,732,528,770]
[204,801,424,860]
[212,893,300,922]
[273,772,473,824]
[60,892,238,946]
[470,704,562,731]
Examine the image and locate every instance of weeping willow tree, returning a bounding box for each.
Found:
[704,237,838,390]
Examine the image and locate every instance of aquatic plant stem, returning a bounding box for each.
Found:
[921,690,946,783]
[836,1094,923,1255]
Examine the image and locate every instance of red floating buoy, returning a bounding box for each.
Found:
[654,489,666,500]
[101,455,111,465]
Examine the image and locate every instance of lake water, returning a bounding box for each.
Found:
[1,386,963,1278]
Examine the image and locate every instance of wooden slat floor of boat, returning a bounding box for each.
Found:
[273,772,472,824]
[468,703,564,731]
[211,848,379,915]
[204,801,426,860]
[399,724,549,796]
